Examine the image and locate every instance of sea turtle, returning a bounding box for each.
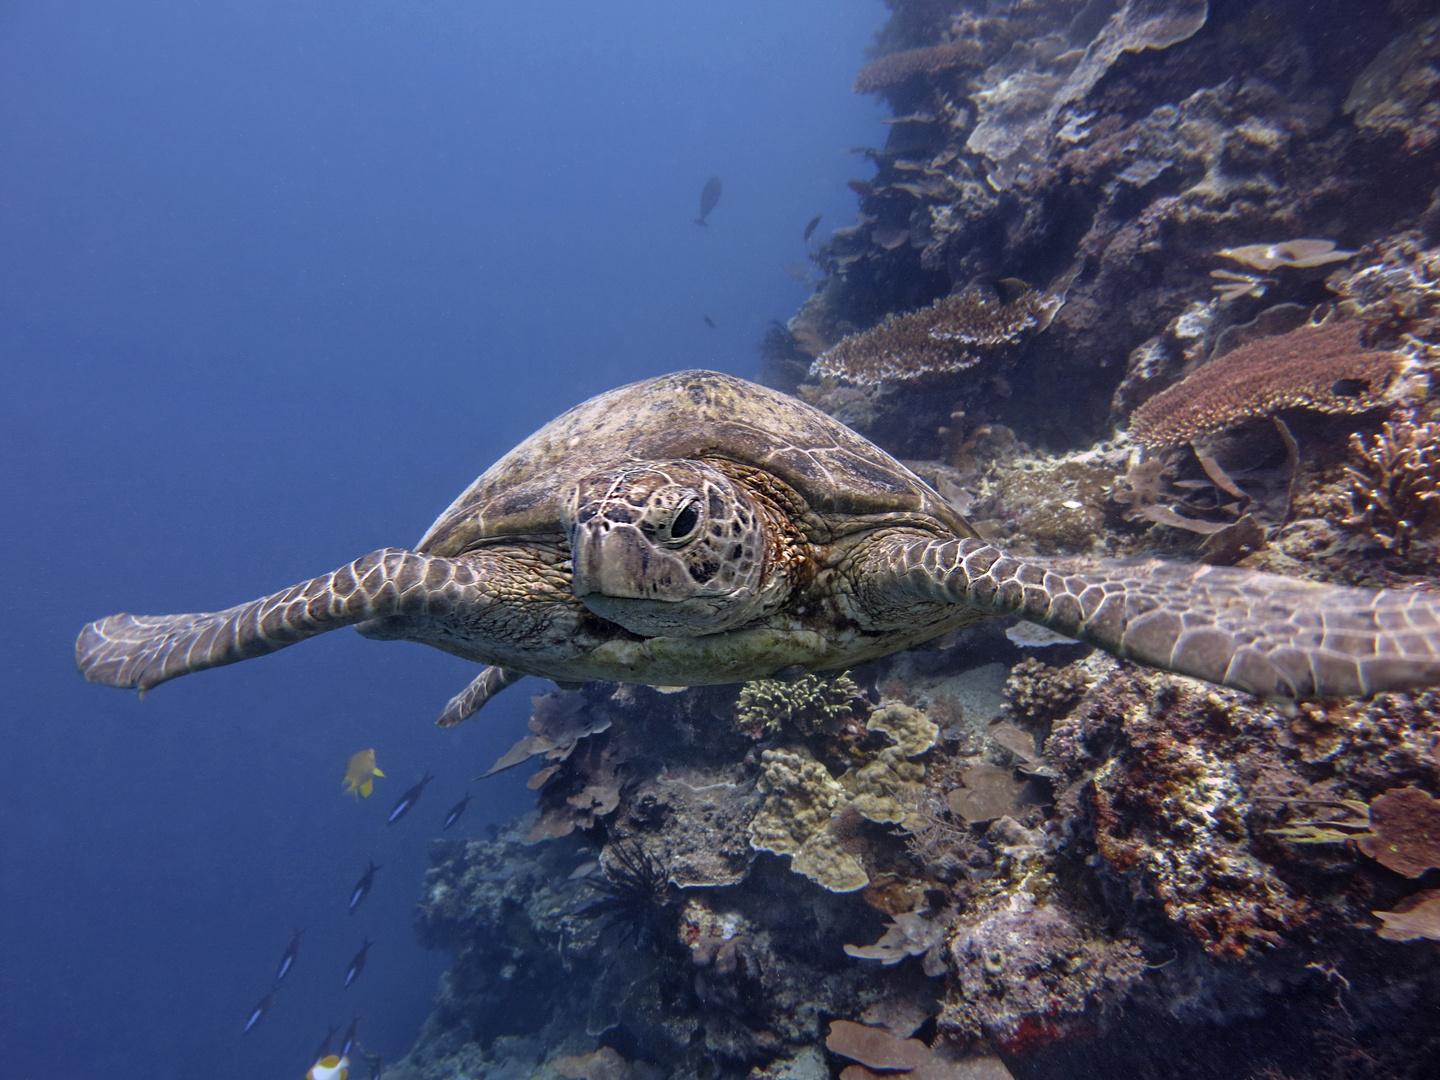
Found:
[77,370,1440,722]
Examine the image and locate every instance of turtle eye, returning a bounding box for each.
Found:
[669,500,701,541]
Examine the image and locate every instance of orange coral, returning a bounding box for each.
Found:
[1127,321,1405,448]
[853,41,985,93]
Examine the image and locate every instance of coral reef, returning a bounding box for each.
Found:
[390,7,1440,1080]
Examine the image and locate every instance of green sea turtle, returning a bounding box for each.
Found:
[77,370,1440,722]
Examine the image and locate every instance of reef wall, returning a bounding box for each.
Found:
[392,3,1440,1079]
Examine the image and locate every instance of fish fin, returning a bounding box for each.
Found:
[372,767,384,777]
[359,779,373,798]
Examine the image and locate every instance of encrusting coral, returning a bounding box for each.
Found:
[1126,321,1408,449]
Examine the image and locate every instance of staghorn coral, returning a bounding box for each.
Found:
[1342,413,1440,557]
[1127,321,1407,449]
[810,289,1061,387]
[735,672,867,737]
[853,41,987,94]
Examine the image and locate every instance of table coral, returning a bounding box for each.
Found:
[810,289,1060,388]
[1127,321,1407,449]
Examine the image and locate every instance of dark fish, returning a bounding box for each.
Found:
[344,940,373,989]
[242,987,277,1034]
[803,214,822,241]
[386,771,433,825]
[341,1016,360,1059]
[275,927,304,982]
[702,315,717,329]
[1332,377,1370,397]
[441,793,471,831]
[313,1024,338,1065]
[349,859,380,913]
[695,175,722,226]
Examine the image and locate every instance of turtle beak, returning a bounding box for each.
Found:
[571,522,687,601]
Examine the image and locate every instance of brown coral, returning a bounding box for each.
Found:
[853,41,986,94]
[1127,321,1405,448]
[811,289,1061,387]
[1356,786,1440,878]
[1342,413,1440,557]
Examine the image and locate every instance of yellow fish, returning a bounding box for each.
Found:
[343,749,384,798]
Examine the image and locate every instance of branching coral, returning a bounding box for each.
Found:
[853,41,987,94]
[1127,321,1407,448]
[1342,413,1440,557]
[735,672,867,737]
[810,289,1061,387]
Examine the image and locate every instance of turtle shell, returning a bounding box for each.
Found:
[418,370,975,556]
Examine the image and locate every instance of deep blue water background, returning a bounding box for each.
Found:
[0,3,887,1077]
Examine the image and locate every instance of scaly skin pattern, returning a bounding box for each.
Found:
[852,533,1440,700]
[76,549,510,693]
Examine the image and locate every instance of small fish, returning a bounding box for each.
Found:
[803,213,822,241]
[349,859,380,914]
[695,175,722,226]
[275,927,304,982]
[308,1053,351,1080]
[242,987,277,1034]
[312,1025,339,1067]
[343,940,373,989]
[702,315,716,329]
[343,749,385,799]
[341,1016,361,1059]
[386,771,433,825]
[441,793,471,831]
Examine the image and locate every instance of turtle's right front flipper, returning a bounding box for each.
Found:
[76,548,489,693]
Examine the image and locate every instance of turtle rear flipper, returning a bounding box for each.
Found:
[76,548,488,693]
[861,536,1440,700]
[436,666,525,727]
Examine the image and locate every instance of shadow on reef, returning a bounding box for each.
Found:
[391,2,1440,1078]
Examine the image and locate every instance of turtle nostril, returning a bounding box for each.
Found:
[671,500,701,540]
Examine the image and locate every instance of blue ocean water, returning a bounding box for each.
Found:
[0,3,886,1077]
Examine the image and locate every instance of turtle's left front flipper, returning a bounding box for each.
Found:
[857,535,1440,700]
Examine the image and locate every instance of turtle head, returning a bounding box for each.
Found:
[564,461,775,637]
